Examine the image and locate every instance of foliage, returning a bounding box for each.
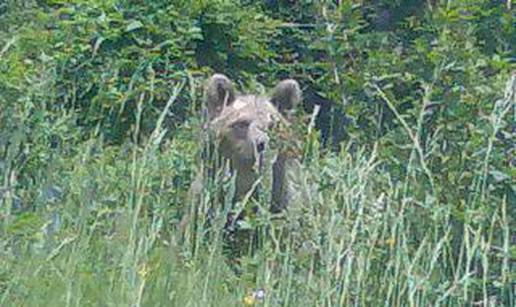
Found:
[1,0,514,306]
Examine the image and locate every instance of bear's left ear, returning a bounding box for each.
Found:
[270,79,301,116]
[204,74,236,120]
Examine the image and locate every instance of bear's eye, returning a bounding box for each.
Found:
[231,120,251,130]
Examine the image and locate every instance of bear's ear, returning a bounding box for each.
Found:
[204,74,236,119]
[270,79,301,116]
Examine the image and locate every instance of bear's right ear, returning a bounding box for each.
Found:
[270,79,301,117]
[204,74,236,120]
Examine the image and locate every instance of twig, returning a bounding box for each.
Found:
[0,36,17,59]
[373,83,435,191]
[479,73,515,202]
[45,236,78,262]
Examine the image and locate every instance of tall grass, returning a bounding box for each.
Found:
[1,76,514,306]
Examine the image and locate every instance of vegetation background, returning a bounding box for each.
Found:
[0,0,514,306]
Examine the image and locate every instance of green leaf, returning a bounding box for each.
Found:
[125,20,143,32]
[489,170,511,183]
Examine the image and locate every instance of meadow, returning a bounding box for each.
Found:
[1,1,514,306]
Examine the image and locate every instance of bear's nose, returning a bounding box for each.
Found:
[256,141,266,153]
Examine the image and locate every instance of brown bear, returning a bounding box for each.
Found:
[202,73,302,213]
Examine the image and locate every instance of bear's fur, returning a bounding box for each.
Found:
[203,73,302,212]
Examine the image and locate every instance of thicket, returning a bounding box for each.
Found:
[1,1,514,306]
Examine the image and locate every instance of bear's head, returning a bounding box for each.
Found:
[204,74,302,202]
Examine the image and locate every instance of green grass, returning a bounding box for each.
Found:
[1,89,513,306]
[1,1,514,306]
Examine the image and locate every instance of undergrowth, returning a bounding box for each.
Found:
[1,1,514,306]
[1,75,514,306]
